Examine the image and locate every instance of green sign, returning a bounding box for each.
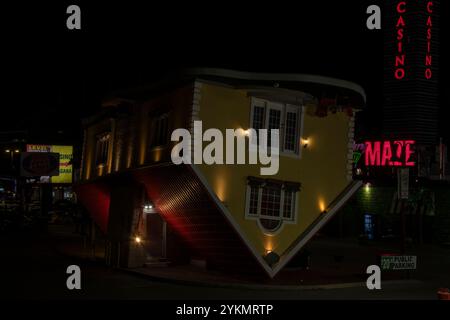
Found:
[381,255,417,270]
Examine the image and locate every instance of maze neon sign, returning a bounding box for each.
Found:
[364,140,415,167]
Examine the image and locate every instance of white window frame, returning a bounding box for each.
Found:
[245,181,299,235]
[250,97,304,158]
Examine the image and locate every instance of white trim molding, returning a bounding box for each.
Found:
[183,68,366,103]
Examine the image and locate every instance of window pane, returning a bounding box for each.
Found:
[151,114,169,147]
[284,111,298,152]
[268,109,281,148]
[248,185,259,216]
[283,189,294,219]
[252,106,265,130]
[260,219,281,232]
[252,105,265,145]
[261,184,281,217]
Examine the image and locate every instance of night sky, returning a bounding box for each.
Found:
[3,1,449,148]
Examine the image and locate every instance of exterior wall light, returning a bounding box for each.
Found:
[263,251,280,267]
[143,202,154,213]
[302,138,309,148]
[134,236,142,244]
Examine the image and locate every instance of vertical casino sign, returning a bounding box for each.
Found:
[394,1,406,80]
[392,1,435,80]
[383,1,440,145]
[424,1,433,79]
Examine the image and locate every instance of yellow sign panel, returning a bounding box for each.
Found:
[26,145,73,184]
[50,145,73,183]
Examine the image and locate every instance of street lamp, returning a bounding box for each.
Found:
[4,149,20,169]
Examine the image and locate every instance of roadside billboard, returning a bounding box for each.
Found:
[26,144,73,184]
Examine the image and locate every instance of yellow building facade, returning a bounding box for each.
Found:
[77,69,365,277]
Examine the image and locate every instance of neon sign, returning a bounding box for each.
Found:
[364,140,415,167]
[425,1,433,79]
[394,1,407,80]
[393,1,434,80]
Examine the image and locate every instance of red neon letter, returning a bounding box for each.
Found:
[395,68,405,80]
[396,16,405,27]
[381,141,393,166]
[392,141,404,166]
[397,28,404,41]
[397,2,406,13]
[427,2,433,13]
[425,68,432,79]
[395,55,405,66]
[365,141,381,166]
[404,140,415,166]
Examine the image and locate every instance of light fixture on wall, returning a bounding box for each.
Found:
[263,250,280,267]
[302,138,309,148]
[134,236,142,244]
[242,129,251,137]
[143,201,154,213]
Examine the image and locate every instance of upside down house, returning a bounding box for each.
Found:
[75,68,366,278]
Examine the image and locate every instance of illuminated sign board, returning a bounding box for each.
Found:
[364,140,415,167]
[381,255,417,270]
[26,144,73,183]
[20,152,60,177]
[354,140,416,167]
[394,1,407,80]
[393,1,434,80]
[424,1,433,79]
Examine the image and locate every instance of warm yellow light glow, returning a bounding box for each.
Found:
[215,175,227,202]
[126,142,133,168]
[139,135,147,165]
[153,148,162,162]
[242,129,251,137]
[264,236,274,254]
[135,236,142,244]
[85,151,92,180]
[318,198,326,212]
[97,164,104,177]
[5,149,10,153]
[364,183,371,193]
[302,138,310,148]
[14,149,20,153]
